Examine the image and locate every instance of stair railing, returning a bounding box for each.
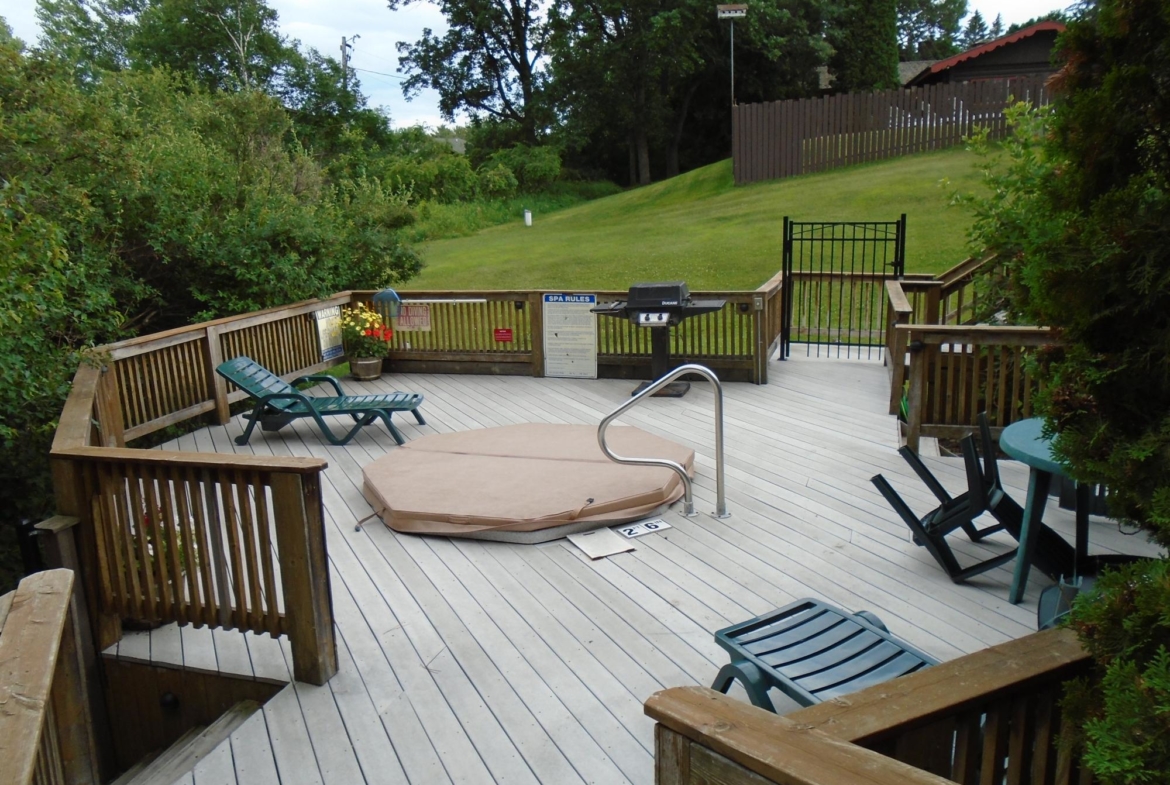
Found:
[597,364,729,518]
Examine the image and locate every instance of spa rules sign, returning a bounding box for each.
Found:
[543,294,598,379]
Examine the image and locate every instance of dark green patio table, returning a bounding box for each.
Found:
[1000,417,1091,604]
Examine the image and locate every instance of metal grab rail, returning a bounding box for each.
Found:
[597,364,729,518]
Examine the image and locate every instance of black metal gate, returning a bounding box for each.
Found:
[780,215,906,359]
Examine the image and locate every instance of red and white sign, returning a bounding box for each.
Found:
[493,328,514,343]
[394,304,431,332]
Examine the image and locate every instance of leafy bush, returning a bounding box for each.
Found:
[485,144,563,190]
[0,42,421,544]
[476,163,519,199]
[957,0,1170,779]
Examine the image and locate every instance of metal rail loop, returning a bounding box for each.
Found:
[597,364,729,518]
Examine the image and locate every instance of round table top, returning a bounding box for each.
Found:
[999,418,1064,476]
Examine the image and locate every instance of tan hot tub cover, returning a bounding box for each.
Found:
[362,423,695,542]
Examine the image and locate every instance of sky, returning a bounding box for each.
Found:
[2,0,1070,128]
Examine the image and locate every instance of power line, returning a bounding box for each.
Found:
[352,66,407,81]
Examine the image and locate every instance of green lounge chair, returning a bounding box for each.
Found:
[712,598,938,711]
[217,356,425,447]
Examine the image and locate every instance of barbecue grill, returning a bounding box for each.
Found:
[592,282,725,397]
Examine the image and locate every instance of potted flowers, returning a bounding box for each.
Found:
[341,303,394,380]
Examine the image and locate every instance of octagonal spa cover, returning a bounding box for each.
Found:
[362,423,695,543]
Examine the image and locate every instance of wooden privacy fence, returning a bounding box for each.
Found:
[648,627,1097,784]
[0,570,102,785]
[733,76,1050,185]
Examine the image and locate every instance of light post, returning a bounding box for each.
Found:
[716,4,748,107]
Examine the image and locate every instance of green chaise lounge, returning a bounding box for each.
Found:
[217,356,425,447]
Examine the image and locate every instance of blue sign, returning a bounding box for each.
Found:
[544,294,597,304]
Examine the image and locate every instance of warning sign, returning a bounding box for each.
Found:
[394,304,432,332]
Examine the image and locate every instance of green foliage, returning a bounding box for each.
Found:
[0,40,421,535]
[392,0,551,143]
[486,144,562,191]
[412,149,983,289]
[829,0,900,92]
[408,180,621,242]
[961,9,989,48]
[475,163,519,199]
[897,0,967,59]
[958,0,1170,779]
[1062,561,1170,783]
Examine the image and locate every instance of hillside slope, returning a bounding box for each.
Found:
[407,149,982,291]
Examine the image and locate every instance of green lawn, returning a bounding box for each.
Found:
[405,148,984,291]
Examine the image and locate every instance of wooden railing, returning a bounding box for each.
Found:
[647,628,1095,784]
[900,324,1052,451]
[49,275,791,693]
[0,570,102,785]
[51,302,341,686]
[363,276,787,383]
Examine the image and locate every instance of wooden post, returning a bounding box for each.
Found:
[924,285,941,326]
[49,459,122,653]
[905,329,928,453]
[272,471,337,685]
[204,325,231,425]
[95,366,126,448]
[35,517,113,782]
[656,725,691,785]
[528,292,545,378]
[0,570,75,785]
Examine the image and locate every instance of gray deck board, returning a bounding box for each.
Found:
[119,354,1161,785]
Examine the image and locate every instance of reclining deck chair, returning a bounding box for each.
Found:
[873,436,1019,583]
[217,356,425,447]
[711,598,938,711]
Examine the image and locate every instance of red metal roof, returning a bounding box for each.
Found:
[921,21,1066,77]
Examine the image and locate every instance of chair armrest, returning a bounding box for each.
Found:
[293,374,345,397]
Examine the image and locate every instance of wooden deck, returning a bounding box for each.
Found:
[107,354,1160,785]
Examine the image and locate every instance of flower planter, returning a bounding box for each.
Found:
[350,357,383,380]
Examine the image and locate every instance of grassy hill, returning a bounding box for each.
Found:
[406,148,984,291]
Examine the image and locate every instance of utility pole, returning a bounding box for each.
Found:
[341,35,358,93]
[716,5,748,107]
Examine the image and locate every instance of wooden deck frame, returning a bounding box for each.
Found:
[647,628,1094,784]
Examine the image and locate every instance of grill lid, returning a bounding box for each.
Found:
[627,282,689,309]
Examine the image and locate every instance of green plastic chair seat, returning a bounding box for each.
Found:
[216,356,425,447]
[711,599,938,711]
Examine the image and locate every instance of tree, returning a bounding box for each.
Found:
[391,0,551,144]
[550,0,826,184]
[829,0,900,92]
[896,0,966,60]
[989,12,1003,38]
[957,0,1170,777]
[961,9,988,48]
[130,0,289,91]
[1006,10,1068,35]
[35,0,143,82]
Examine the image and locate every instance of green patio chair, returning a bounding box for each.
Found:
[217,356,425,447]
[712,598,938,711]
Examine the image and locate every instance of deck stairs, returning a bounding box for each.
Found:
[110,701,260,785]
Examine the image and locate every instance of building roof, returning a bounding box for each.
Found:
[898,60,937,85]
[916,21,1066,81]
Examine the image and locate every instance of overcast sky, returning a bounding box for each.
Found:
[2,0,1071,128]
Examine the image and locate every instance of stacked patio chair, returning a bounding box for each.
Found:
[872,436,1020,583]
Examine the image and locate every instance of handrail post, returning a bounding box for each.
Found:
[272,471,338,685]
[598,363,729,518]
